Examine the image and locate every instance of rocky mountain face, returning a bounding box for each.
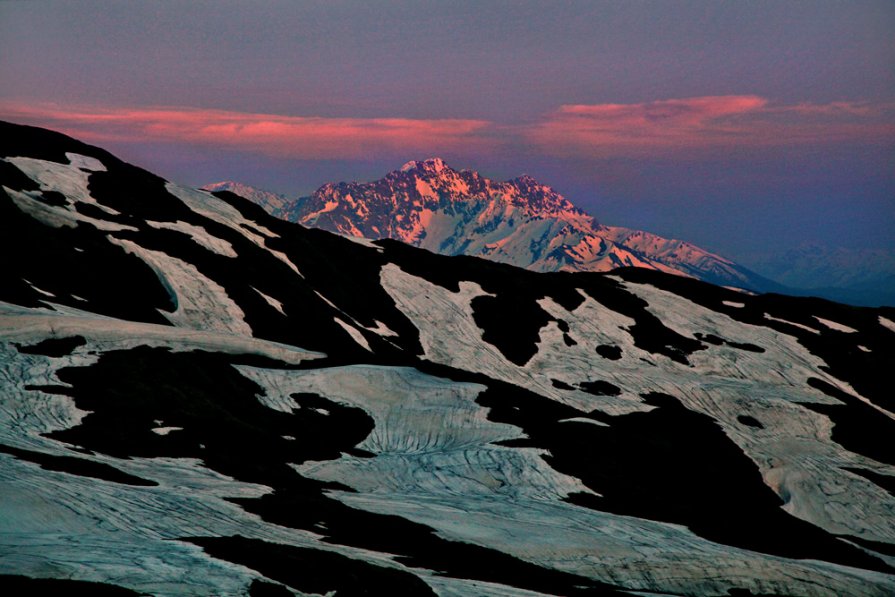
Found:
[3,121,895,596]
[206,158,780,292]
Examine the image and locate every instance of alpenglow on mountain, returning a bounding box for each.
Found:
[205,158,777,292]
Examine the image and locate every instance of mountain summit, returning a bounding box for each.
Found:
[206,159,776,291]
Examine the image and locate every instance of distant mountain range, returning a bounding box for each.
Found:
[743,245,895,307]
[207,162,895,307]
[205,158,781,293]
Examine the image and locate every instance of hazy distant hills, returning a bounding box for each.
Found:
[205,158,778,294]
[743,245,895,307]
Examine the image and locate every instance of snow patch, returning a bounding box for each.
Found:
[108,237,253,337]
[722,286,757,295]
[146,220,237,258]
[165,183,278,240]
[363,320,398,337]
[334,318,371,351]
[813,317,858,334]
[558,417,608,427]
[65,152,106,172]
[0,301,322,365]
[251,365,595,502]
[151,427,183,436]
[268,249,303,277]
[24,280,55,298]
[4,157,119,214]
[166,183,304,276]
[251,287,286,316]
[314,291,340,312]
[764,314,820,334]
[380,264,644,416]
[3,185,137,232]
[339,234,384,252]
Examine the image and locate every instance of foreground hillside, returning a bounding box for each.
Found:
[2,121,895,596]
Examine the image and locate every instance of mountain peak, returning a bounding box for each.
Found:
[202,180,241,191]
[510,173,547,189]
[399,157,450,174]
[210,159,770,292]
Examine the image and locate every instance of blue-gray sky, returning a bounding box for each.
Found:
[1,0,893,264]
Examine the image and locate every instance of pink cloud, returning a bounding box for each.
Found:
[0,103,494,159]
[1,97,891,163]
[526,96,895,157]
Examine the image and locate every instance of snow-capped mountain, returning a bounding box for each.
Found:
[203,179,294,217]
[3,121,895,596]
[207,158,779,291]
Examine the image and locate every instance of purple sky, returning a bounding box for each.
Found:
[1,1,893,265]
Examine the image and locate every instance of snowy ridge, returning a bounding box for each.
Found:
[2,120,895,596]
[202,180,293,217]
[216,158,774,291]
